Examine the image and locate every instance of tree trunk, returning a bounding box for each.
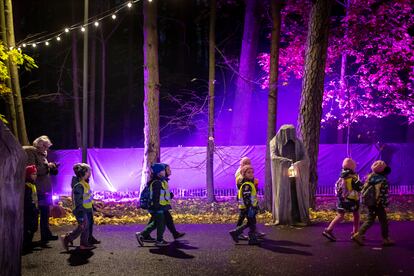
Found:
[230,0,260,145]
[99,36,106,148]
[0,0,17,137]
[71,5,82,148]
[141,0,160,190]
[4,0,29,145]
[265,0,282,211]
[298,0,331,209]
[88,28,96,147]
[0,121,26,276]
[206,0,216,203]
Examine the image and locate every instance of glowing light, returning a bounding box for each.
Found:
[56,36,61,41]
[17,47,21,51]
[81,26,85,32]
[148,0,152,2]
[127,2,132,8]
[22,43,27,48]
[32,43,37,48]
[65,28,70,33]
[94,21,99,27]
[111,14,117,20]
[52,195,59,201]
[45,41,49,46]
[9,46,13,50]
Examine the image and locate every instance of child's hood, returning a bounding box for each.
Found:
[368,174,386,185]
[340,168,355,178]
[71,176,79,188]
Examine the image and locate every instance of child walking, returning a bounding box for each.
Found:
[352,160,394,246]
[229,165,260,245]
[322,158,363,241]
[23,165,39,252]
[60,163,95,251]
[136,163,170,247]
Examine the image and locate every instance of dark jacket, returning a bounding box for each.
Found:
[367,173,389,207]
[240,179,255,209]
[71,176,92,220]
[24,181,39,224]
[23,146,56,196]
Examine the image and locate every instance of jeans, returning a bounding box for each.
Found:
[66,214,90,246]
[358,205,389,239]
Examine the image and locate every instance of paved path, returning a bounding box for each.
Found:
[22,221,414,276]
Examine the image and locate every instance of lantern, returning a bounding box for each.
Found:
[288,164,297,178]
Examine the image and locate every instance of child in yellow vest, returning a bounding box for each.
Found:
[322,158,363,241]
[23,165,39,252]
[230,165,260,245]
[60,163,95,251]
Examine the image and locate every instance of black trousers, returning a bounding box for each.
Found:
[234,209,256,235]
[146,210,178,237]
[87,211,94,240]
[38,205,53,241]
[23,208,39,248]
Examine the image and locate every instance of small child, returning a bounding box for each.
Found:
[323,158,363,241]
[235,157,258,189]
[229,165,260,245]
[352,160,394,246]
[60,163,95,251]
[136,163,170,247]
[23,165,39,251]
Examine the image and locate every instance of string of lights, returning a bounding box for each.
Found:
[13,0,152,51]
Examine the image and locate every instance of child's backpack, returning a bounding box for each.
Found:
[361,184,376,207]
[139,183,152,209]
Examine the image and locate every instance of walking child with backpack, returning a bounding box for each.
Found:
[352,160,394,246]
[322,158,363,241]
[136,163,171,247]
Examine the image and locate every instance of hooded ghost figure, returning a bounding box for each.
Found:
[269,124,310,225]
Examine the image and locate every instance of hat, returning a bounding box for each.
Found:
[240,165,253,178]
[371,160,387,174]
[342,158,356,171]
[151,163,166,175]
[240,157,251,167]
[26,165,37,179]
[73,163,91,178]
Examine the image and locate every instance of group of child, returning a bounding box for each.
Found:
[23,163,101,252]
[23,155,394,252]
[322,158,394,246]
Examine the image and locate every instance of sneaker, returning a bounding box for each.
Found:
[382,238,395,246]
[351,233,364,246]
[142,236,156,243]
[229,230,239,243]
[155,240,169,247]
[173,232,186,240]
[238,234,248,240]
[135,232,144,247]
[79,244,96,250]
[60,235,69,252]
[248,233,260,245]
[322,229,336,242]
[89,236,101,244]
[256,232,266,238]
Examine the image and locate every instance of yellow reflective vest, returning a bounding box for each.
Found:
[150,180,171,206]
[238,181,257,209]
[72,179,93,210]
[25,182,38,208]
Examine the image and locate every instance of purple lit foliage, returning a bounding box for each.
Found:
[258,0,414,128]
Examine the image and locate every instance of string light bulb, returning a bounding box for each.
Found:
[56,36,61,41]
[148,0,152,2]
[45,41,49,46]
[81,26,85,32]
[111,14,117,20]
[32,43,37,48]
[22,43,27,48]
[127,2,132,8]
[65,28,70,33]
[94,21,99,27]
